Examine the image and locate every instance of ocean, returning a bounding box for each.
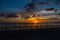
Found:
[0,22,60,40]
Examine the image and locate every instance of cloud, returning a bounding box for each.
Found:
[40,10,55,13]
[24,0,49,12]
[37,8,58,14]
[6,13,19,18]
[0,13,5,17]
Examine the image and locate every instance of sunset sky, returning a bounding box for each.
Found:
[0,0,60,13]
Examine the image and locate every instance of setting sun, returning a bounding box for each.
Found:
[27,17,39,23]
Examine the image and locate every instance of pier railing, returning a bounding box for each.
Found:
[0,23,60,31]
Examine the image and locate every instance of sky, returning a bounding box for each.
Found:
[0,0,60,12]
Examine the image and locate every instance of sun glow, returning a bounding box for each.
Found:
[27,17,39,23]
[34,21,38,23]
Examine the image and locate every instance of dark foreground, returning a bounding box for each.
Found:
[0,27,60,40]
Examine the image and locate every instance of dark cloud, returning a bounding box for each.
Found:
[45,8,55,10]
[24,0,59,13]
[0,13,5,17]
[24,3,36,12]
[6,13,19,18]
[45,8,57,12]
[24,1,49,12]
[58,13,60,15]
